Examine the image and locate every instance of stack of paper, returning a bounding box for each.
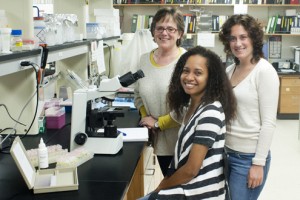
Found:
[118,128,148,142]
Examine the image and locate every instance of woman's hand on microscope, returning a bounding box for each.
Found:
[139,116,157,130]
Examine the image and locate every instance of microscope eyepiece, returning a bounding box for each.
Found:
[119,70,145,87]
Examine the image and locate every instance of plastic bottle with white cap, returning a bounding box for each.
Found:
[38,138,49,169]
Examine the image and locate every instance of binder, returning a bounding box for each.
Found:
[131,14,138,33]
[281,16,286,33]
[144,15,149,29]
[183,14,192,33]
[275,15,282,33]
[269,15,277,33]
[212,15,219,32]
[266,16,272,33]
[192,15,196,33]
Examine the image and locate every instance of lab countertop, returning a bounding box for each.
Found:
[277,70,300,76]
[0,109,144,200]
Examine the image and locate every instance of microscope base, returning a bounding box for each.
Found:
[84,134,123,154]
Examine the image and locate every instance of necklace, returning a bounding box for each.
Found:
[231,64,255,87]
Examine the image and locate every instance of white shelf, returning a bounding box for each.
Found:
[47,44,88,63]
[0,37,119,77]
[0,52,40,77]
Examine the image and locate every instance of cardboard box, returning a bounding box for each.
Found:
[10,137,78,194]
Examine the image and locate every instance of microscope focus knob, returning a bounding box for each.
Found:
[74,132,88,145]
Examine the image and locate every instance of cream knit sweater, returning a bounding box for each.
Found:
[226,58,280,166]
[134,47,186,156]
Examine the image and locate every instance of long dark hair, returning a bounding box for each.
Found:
[167,46,236,124]
[219,14,264,65]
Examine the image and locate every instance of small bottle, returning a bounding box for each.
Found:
[0,28,12,53]
[10,29,23,52]
[38,138,49,169]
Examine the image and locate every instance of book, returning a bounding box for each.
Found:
[136,14,143,31]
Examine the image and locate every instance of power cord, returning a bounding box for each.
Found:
[19,61,39,138]
[0,128,16,154]
[0,104,26,126]
[0,61,40,149]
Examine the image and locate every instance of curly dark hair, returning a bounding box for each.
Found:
[150,7,185,47]
[219,14,264,65]
[167,46,236,124]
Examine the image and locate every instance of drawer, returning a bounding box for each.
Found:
[281,77,300,86]
[278,105,300,113]
[279,94,300,113]
[280,86,300,95]
[280,94,300,106]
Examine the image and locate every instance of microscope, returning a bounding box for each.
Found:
[70,70,144,154]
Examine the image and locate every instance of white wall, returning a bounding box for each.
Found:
[0,0,33,39]
[0,0,39,135]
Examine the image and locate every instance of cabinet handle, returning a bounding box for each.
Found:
[153,155,156,165]
[145,169,155,176]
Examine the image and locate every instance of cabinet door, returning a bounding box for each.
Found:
[143,146,163,195]
[279,77,300,114]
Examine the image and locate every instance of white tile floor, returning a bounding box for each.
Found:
[259,119,300,200]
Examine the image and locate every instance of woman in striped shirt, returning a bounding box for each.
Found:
[139,46,236,200]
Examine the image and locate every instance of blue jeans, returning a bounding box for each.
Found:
[226,150,271,200]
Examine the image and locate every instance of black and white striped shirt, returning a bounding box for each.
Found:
[156,101,226,200]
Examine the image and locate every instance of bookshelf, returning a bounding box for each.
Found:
[114,3,300,62]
